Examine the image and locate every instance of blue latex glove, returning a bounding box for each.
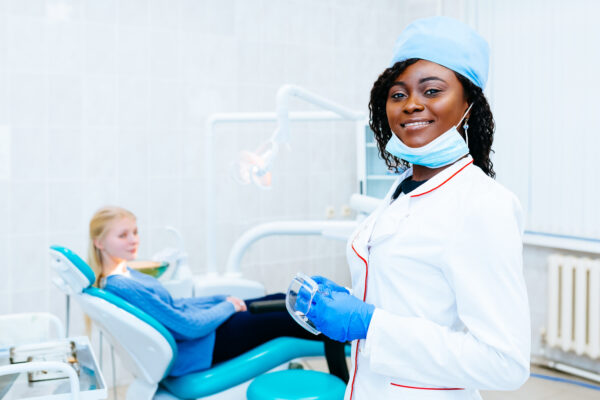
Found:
[311,275,350,295]
[306,290,375,342]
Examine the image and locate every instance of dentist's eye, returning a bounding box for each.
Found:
[424,88,441,96]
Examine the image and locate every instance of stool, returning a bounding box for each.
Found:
[247,370,346,400]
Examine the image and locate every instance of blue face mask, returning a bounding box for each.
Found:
[385,104,472,168]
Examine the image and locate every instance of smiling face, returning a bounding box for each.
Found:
[385,59,470,148]
[94,216,139,264]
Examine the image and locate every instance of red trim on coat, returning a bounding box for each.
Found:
[351,243,369,302]
[349,340,360,400]
[410,160,473,198]
[348,241,369,400]
[391,383,464,390]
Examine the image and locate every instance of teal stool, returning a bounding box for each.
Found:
[247,369,346,400]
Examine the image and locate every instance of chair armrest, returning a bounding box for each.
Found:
[247,300,286,313]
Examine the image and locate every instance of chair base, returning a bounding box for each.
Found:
[127,378,158,400]
[246,370,346,400]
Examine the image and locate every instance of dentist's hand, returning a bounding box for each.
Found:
[306,290,374,343]
[311,275,350,295]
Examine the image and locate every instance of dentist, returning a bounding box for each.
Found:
[300,16,530,399]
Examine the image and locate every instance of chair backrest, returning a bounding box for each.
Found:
[49,245,177,383]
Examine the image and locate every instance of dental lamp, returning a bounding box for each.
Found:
[200,85,366,298]
[231,85,365,189]
[232,141,276,189]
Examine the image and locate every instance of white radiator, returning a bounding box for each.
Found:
[546,254,600,359]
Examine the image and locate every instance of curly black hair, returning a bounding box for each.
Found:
[368,59,495,178]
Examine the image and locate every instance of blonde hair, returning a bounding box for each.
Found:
[88,206,136,287]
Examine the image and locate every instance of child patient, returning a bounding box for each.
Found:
[88,206,323,377]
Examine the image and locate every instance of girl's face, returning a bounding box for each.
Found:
[95,217,139,262]
[385,59,469,148]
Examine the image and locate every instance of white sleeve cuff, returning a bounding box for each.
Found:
[362,307,386,357]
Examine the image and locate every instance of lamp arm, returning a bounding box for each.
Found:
[271,84,365,144]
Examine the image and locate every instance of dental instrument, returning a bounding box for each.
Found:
[287,272,375,342]
[285,273,321,335]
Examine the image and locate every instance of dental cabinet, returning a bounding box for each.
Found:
[357,124,401,199]
[0,336,107,400]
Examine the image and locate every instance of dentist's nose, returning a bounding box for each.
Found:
[403,95,424,114]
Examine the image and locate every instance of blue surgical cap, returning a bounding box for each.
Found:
[390,16,489,89]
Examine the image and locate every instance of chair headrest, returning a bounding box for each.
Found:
[50,245,96,294]
[49,245,178,378]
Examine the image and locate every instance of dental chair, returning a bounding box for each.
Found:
[49,245,345,400]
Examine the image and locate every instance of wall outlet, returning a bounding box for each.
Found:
[340,204,351,217]
[325,206,335,219]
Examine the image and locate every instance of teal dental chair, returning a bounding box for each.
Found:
[49,245,345,400]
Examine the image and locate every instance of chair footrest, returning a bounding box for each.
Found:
[161,337,325,399]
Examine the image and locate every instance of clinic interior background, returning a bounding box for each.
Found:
[1,0,600,379]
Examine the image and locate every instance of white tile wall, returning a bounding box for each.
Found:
[149,0,180,30]
[117,0,149,27]
[83,0,116,24]
[117,28,149,77]
[47,21,84,74]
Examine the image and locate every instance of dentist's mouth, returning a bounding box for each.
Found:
[401,120,434,128]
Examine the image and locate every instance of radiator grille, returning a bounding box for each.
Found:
[546,255,600,359]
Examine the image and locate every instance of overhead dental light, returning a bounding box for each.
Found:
[231,101,289,190]
[230,84,364,190]
[231,140,278,189]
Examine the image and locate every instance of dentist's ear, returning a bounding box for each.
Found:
[464,103,473,120]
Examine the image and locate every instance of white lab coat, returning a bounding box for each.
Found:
[345,156,530,400]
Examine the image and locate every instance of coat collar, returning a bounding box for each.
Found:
[407,155,473,198]
[351,156,474,258]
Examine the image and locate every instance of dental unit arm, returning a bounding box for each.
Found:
[225,220,357,277]
[200,84,367,299]
[224,194,383,278]
[195,195,382,299]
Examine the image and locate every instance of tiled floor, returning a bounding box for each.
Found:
[483,365,600,400]
[303,359,600,400]
[108,363,600,399]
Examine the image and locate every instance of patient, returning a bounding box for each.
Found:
[88,206,324,377]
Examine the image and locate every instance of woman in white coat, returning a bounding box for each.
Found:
[301,16,530,399]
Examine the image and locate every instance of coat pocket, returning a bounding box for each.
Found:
[386,379,469,399]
